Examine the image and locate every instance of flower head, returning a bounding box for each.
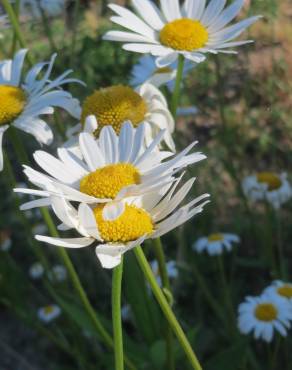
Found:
[104,0,261,66]
[242,172,292,209]
[238,293,292,342]
[193,232,240,255]
[264,281,292,303]
[38,304,61,323]
[29,262,45,279]
[151,259,178,286]
[15,121,206,211]
[48,265,67,282]
[0,49,83,171]
[130,55,195,90]
[80,83,175,151]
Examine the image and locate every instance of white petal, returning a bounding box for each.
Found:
[102,202,125,221]
[78,203,101,240]
[36,235,93,248]
[79,132,105,171]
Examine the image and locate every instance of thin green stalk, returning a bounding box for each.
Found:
[134,246,202,370]
[10,0,20,55]
[112,257,124,370]
[170,54,185,118]
[38,5,58,53]
[1,0,34,66]
[153,238,175,370]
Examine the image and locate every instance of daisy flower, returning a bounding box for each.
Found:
[48,265,67,282]
[29,262,45,280]
[151,259,178,286]
[130,55,195,90]
[38,304,61,323]
[242,172,292,209]
[193,232,240,255]
[80,83,175,151]
[264,281,292,303]
[238,293,292,342]
[103,0,261,67]
[15,121,206,211]
[31,174,209,269]
[0,49,82,171]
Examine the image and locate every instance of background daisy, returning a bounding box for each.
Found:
[193,232,240,255]
[38,304,61,323]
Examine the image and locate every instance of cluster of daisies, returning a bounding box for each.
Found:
[238,281,292,342]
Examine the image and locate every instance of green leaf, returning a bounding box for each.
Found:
[205,341,248,370]
[150,340,166,369]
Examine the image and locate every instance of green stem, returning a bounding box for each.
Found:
[112,257,124,370]
[153,238,175,370]
[10,0,20,55]
[170,54,185,118]
[134,246,202,370]
[39,5,58,53]
[1,0,34,66]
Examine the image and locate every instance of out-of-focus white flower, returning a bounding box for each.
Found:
[80,83,175,151]
[151,260,178,286]
[242,172,292,209]
[29,262,44,279]
[238,293,292,342]
[193,233,240,255]
[264,281,292,303]
[130,55,195,90]
[0,230,12,251]
[32,223,48,235]
[48,265,67,282]
[0,49,83,172]
[38,304,61,323]
[121,304,132,322]
[104,0,261,67]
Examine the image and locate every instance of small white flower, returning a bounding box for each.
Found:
[242,172,292,209]
[0,49,83,172]
[121,304,132,321]
[151,260,178,286]
[130,55,195,90]
[104,0,261,67]
[48,265,67,282]
[238,293,292,342]
[193,233,240,255]
[80,83,175,151]
[264,281,292,303]
[29,262,44,279]
[38,304,61,323]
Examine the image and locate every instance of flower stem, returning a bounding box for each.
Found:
[2,0,34,66]
[134,246,202,370]
[170,54,185,118]
[153,238,175,370]
[112,257,124,370]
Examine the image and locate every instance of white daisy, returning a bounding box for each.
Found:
[238,293,292,342]
[80,83,175,151]
[264,281,292,303]
[38,304,61,323]
[193,232,240,255]
[29,262,45,279]
[15,120,206,211]
[242,172,292,209]
[0,49,83,171]
[130,55,195,90]
[121,304,132,322]
[32,174,209,269]
[48,265,67,282]
[103,0,261,67]
[151,259,178,286]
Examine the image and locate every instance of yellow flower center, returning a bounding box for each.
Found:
[93,204,154,242]
[208,233,224,242]
[0,85,26,126]
[81,85,147,136]
[277,285,292,298]
[44,306,55,315]
[160,18,209,51]
[80,163,141,199]
[255,303,278,322]
[257,172,282,191]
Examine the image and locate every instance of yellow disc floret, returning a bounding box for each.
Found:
[257,172,282,191]
[0,85,26,126]
[93,204,154,242]
[160,18,209,51]
[255,303,278,322]
[277,285,292,298]
[44,305,55,315]
[81,85,147,136]
[208,233,224,242]
[80,163,141,199]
